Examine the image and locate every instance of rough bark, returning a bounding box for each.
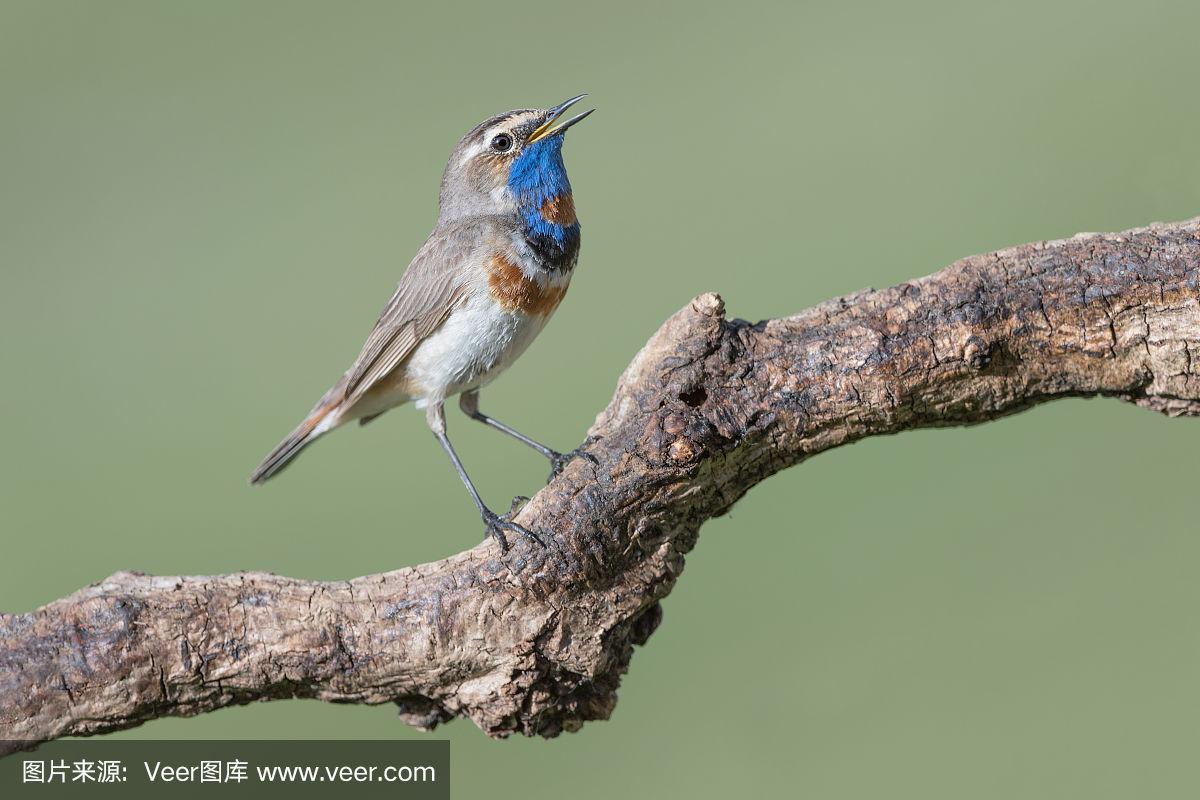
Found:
[2,218,1198,753]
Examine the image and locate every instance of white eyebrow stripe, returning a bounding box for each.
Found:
[457,111,541,167]
[458,140,485,166]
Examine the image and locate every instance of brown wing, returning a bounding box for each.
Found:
[249,220,486,485]
[337,219,483,406]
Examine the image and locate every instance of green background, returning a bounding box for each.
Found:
[2,1,1198,797]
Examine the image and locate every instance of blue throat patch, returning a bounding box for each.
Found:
[507,137,580,247]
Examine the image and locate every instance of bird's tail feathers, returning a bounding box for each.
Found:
[249,402,342,485]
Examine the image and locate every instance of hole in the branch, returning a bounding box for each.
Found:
[679,387,707,407]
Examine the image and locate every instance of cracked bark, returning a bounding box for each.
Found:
[2,217,1199,753]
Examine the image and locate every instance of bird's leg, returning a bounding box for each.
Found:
[459,391,597,483]
[426,401,548,552]
[459,391,556,458]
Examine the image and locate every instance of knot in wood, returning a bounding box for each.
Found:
[963,335,994,371]
[668,438,698,463]
[662,413,687,436]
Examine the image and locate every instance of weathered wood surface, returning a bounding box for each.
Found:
[2,218,1197,752]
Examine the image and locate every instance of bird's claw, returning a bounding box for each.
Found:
[547,446,598,482]
[507,495,531,516]
[482,506,547,553]
[482,500,572,571]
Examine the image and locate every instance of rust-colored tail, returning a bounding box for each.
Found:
[249,403,340,485]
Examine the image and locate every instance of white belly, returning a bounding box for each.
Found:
[403,293,549,406]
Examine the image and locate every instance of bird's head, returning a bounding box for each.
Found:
[438,95,593,227]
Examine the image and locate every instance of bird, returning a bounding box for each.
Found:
[249,95,595,551]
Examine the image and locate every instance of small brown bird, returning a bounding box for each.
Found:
[250,96,594,551]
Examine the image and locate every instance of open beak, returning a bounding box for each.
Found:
[527,94,595,143]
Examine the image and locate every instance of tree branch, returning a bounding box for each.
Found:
[3,218,1198,752]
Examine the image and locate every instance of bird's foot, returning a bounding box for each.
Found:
[546,445,598,483]
[483,497,572,570]
[481,499,547,553]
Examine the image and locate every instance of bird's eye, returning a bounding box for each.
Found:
[490,133,514,153]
